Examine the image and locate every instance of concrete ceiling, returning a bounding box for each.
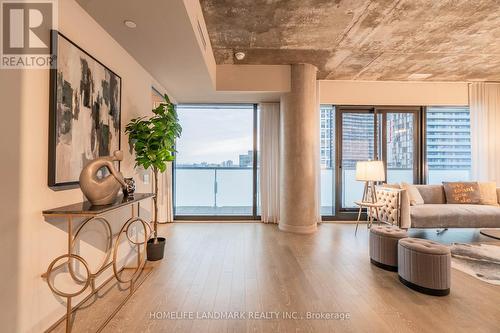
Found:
[76,0,286,102]
[200,0,500,81]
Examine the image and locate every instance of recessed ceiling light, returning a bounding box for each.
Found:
[234,52,246,60]
[124,20,137,29]
[408,73,432,80]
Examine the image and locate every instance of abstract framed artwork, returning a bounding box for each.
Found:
[48,30,121,189]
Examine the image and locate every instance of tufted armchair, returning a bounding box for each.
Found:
[370,187,403,227]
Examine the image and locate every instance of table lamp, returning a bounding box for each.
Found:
[356,160,385,203]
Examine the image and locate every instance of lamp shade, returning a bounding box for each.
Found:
[355,160,385,181]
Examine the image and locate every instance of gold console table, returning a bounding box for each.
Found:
[42,193,154,333]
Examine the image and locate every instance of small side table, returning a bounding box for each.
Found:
[354,201,385,235]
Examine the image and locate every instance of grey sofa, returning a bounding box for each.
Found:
[391,185,500,229]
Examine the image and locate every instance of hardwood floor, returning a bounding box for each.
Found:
[103,223,500,333]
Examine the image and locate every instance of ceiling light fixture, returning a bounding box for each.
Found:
[124,20,137,29]
[234,52,246,60]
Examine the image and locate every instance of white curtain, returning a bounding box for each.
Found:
[157,162,174,223]
[470,82,500,185]
[259,103,280,223]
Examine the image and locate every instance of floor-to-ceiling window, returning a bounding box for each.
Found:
[377,108,421,188]
[340,110,376,209]
[320,105,335,215]
[339,107,420,212]
[425,106,471,184]
[174,104,258,218]
[320,104,472,219]
[321,105,420,219]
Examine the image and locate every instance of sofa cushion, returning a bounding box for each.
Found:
[382,183,401,189]
[415,185,446,204]
[370,225,408,239]
[478,182,499,206]
[410,204,500,228]
[399,237,450,255]
[401,182,424,205]
[443,182,481,204]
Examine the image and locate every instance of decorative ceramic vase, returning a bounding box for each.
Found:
[123,177,136,197]
[79,151,127,206]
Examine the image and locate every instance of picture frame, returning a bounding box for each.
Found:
[48,30,122,189]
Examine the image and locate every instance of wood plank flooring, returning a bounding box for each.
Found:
[101,223,500,333]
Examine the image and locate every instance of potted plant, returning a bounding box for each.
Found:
[125,94,181,261]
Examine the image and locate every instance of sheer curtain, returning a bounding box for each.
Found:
[157,162,174,223]
[470,82,500,185]
[259,103,280,223]
[152,89,174,223]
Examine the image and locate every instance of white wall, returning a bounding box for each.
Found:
[319,80,469,106]
[0,0,172,332]
[183,0,217,87]
[216,65,291,92]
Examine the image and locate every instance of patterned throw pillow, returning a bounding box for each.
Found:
[443,182,481,204]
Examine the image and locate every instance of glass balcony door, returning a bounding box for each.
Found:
[338,110,377,210]
[379,109,419,185]
[174,104,258,219]
[335,107,420,214]
[320,105,336,216]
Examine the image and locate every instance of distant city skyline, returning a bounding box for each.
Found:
[177,150,255,168]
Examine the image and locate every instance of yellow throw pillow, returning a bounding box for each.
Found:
[443,182,481,204]
[401,182,424,206]
[478,182,499,206]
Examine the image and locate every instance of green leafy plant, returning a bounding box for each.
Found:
[125,94,182,240]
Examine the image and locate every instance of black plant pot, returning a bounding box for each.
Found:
[146,237,166,261]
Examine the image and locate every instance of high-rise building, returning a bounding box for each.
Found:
[426,106,471,170]
[341,113,375,168]
[320,106,375,169]
[319,106,471,171]
[386,113,414,169]
[239,150,253,167]
[320,106,335,168]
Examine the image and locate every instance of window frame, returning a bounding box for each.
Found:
[173,103,260,221]
[171,103,470,221]
[323,105,424,220]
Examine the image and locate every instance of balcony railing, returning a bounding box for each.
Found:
[175,166,471,216]
[174,166,255,216]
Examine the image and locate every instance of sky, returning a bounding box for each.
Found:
[176,106,254,164]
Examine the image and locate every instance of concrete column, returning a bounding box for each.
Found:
[279,63,319,234]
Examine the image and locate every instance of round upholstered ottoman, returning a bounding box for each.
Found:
[398,238,451,296]
[369,225,408,271]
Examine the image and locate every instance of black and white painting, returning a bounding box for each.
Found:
[49,31,121,188]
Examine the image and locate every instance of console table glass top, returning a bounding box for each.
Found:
[43,193,154,217]
[42,192,154,332]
